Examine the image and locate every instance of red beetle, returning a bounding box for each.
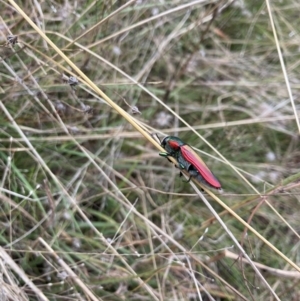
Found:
[160,136,222,190]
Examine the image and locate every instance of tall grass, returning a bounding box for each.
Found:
[0,1,300,300]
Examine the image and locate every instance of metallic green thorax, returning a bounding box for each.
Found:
[159,136,185,157]
[159,136,187,169]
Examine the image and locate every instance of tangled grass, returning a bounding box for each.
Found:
[0,1,300,300]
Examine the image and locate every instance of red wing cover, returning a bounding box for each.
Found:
[180,145,221,189]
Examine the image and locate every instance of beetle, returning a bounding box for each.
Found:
[159,136,222,190]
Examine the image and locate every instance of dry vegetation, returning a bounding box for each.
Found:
[0,0,300,300]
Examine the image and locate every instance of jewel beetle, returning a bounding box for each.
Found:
[159,136,222,190]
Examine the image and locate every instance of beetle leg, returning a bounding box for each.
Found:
[180,164,199,182]
[159,151,169,157]
[159,152,173,163]
[171,161,184,170]
[179,171,192,182]
[184,163,196,177]
[184,175,192,182]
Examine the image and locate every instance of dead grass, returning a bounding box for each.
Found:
[0,0,300,300]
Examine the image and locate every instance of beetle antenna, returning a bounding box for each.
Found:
[151,133,162,144]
